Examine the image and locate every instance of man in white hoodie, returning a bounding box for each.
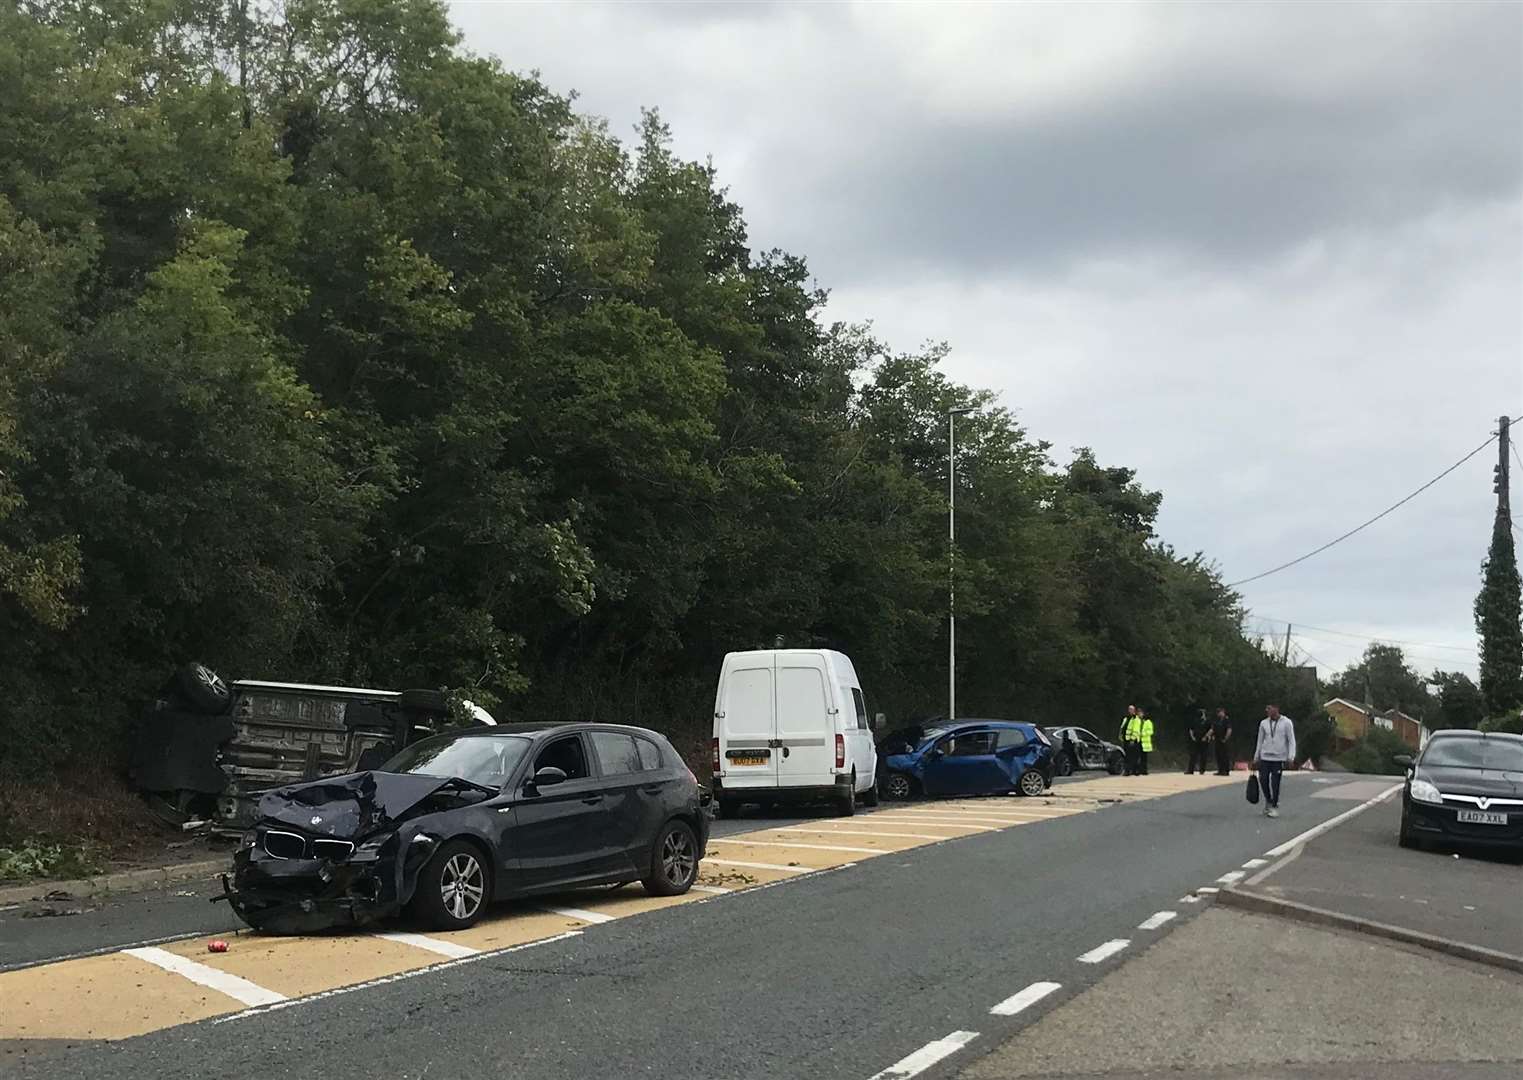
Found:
[1253,704,1297,818]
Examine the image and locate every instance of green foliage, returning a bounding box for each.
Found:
[0,841,103,882]
[1431,670,1484,730]
[1297,713,1336,766]
[1475,506,1523,716]
[1480,708,1523,735]
[1325,644,1437,719]
[1339,727,1411,776]
[0,0,1292,797]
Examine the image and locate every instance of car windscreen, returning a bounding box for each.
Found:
[1422,737,1523,772]
[382,734,532,789]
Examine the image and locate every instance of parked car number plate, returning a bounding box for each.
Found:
[1456,809,1507,825]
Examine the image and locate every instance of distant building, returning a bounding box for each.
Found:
[1323,698,1428,751]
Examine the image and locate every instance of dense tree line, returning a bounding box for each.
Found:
[0,0,1299,784]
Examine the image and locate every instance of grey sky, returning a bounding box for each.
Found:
[451,0,1523,681]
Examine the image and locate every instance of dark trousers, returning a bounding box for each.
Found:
[1137,749,1149,775]
[1123,742,1140,775]
[1258,760,1284,807]
[1214,741,1231,775]
[1187,741,1209,774]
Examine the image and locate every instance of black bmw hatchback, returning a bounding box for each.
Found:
[1397,730,1523,856]
[222,723,711,933]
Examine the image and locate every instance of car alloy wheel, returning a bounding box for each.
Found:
[884,772,913,800]
[1056,754,1074,777]
[440,851,485,921]
[661,827,697,889]
[1018,770,1046,797]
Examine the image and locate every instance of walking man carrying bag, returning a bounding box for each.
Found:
[1252,704,1297,818]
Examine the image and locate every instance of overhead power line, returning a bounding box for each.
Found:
[1242,615,1476,654]
[1226,433,1500,588]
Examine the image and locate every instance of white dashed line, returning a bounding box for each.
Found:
[691,884,731,895]
[1076,939,1130,964]
[1137,911,1177,931]
[124,946,286,1007]
[989,980,1062,1016]
[538,906,618,924]
[709,837,886,855]
[1196,887,1220,895]
[1242,858,1269,869]
[1216,870,1247,885]
[771,827,951,841]
[868,1030,980,1080]
[704,858,812,874]
[375,932,480,960]
[1179,895,1202,903]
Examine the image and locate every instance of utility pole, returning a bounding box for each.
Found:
[1282,623,1293,666]
[1496,415,1511,516]
[948,406,974,723]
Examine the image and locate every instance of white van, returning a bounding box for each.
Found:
[710,649,879,817]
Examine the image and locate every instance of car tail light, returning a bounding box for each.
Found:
[835,733,845,769]
[711,737,721,772]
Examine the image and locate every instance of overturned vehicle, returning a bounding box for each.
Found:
[129,664,493,831]
[220,723,710,934]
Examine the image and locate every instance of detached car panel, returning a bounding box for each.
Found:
[220,723,710,934]
[878,720,1053,800]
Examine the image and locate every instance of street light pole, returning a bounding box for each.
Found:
[948,406,973,723]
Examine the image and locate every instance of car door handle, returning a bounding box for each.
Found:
[581,795,604,805]
[641,784,664,794]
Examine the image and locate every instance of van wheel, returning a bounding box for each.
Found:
[861,777,880,807]
[835,778,856,817]
[883,772,914,801]
[717,798,741,819]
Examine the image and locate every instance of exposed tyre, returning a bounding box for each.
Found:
[717,797,741,819]
[410,839,491,930]
[883,771,914,801]
[1397,806,1419,850]
[861,776,880,807]
[1055,753,1075,778]
[1017,769,1046,797]
[836,776,857,817]
[176,663,231,715]
[1106,755,1124,775]
[642,819,699,896]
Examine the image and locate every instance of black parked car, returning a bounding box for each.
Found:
[221,723,711,933]
[1396,730,1523,856]
[1044,726,1125,777]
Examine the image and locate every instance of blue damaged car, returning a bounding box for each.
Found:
[877,720,1054,801]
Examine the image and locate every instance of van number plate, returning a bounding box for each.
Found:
[1457,810,1506,825]
[728,752,769,767]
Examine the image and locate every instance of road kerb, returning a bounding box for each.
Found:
[1217,886,1523,975]
[0,857,229,906]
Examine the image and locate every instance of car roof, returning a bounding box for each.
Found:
[946,719,1032,730]
[1427,729,1523,743]
[477,721,668,740]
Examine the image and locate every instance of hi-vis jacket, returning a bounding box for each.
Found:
[1122,715,1155,752]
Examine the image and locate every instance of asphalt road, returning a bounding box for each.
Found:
[0,773,1365,1080]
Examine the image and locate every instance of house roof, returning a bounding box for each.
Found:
[1323,698,1372,714]
[1322,699,1422,726]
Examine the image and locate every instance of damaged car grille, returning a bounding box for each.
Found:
[261,830,355,861]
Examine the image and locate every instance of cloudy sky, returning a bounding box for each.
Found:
[451,1,1522,681]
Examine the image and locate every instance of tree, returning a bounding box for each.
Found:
[1430,671,1484,731]
[1475,506,1523,717]
[1325,644,1436,719]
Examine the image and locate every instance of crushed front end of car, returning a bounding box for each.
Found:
[218,771,485,933]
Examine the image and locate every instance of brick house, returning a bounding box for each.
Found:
[1323,698,1428,751]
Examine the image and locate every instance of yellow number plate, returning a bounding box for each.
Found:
[731,756,768,767]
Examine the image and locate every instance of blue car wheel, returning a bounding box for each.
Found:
[883,772,914,800]
[1017,769,1046,797]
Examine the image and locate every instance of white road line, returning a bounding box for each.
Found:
[1179,895,1202,904]
[1216,870,1247,885]
[1242,858,1269,869]
[989,981,1062,1016]
[1195,887,1219,895]
[770,827,950,841]
[538,906,618,924]
[690,884,730,895]
[882,812,1038,825]
[124,946,286,1007]
[375,931,480,960]
[868,1030,980,1080]
[1137,911,1177,931]
[709,837,885,855]
[866,817,998,830]
[705,858,812,874]
[1076,939,1130,964]
[1263,783,1402,858]
[215,931,583,1023]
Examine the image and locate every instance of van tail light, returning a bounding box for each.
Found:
[711,737,721,772]
[835,733,845,769]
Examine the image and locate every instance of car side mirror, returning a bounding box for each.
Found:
[527,765,568,791]
[928,747,945,760]
[1393,755,1413,768]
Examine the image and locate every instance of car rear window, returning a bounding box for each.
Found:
[635,736,662,771]
[997,728,1029,750]
[591,732,642,775]
[1423,737,1523,772]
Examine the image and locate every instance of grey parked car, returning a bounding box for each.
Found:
[1045,726,1125,777]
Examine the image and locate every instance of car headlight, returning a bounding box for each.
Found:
[1409,779,1443,806]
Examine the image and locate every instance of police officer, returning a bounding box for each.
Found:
[1118,705,1141,775]
[1211,706,1233,775]
[1186,708,1211,774]
[1133,707,1155,775]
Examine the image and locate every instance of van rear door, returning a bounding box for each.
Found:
[776,654,834,786]
[719,657,778,787]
